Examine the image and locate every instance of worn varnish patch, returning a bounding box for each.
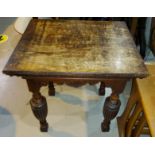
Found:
[3,19,148,77]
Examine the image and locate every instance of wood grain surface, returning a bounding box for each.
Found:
[3,19,148,78]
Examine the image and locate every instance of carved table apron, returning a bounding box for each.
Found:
[3,19,148,132]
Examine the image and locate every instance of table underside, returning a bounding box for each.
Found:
[25,76,129,132]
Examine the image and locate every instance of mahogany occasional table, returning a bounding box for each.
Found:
[3,19,148,132]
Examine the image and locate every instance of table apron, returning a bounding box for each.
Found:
[23,76,131,89]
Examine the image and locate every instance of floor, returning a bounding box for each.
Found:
[0,17,16,33]
[0,18,145,137]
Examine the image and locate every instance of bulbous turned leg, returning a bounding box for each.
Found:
[48,82,55,96]
[99,82,105,96]
[27,79,48,132]
[101,79,128,132]
[101,94,121,132]
[30,93,48,132]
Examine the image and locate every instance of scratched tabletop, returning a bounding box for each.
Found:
[3,19,148,78]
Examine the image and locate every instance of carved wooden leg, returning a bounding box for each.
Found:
[101,94,121,131]
[101,79,128,132]
[27,79,48,132]
[99,82,105,96]
[48,82,55,96]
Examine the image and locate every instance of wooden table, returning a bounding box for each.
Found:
[3,19,148,132]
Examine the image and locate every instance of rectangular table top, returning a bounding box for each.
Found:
[3,19,148,78]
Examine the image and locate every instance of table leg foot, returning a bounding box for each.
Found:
[101,120,110,132]
[40,120,48,132]
[48,82,55,96]
[101,95,121,132]
[99,82,105,96]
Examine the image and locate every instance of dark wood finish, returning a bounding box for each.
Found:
[137,18,147,58]
[99,82,105,95]
[151,17,155,56]
[3,19,148,78]
[101,79,127,131]
[48,82,55,96]
[128,17,146,59]
[130,18,138,37]
[3,19,148,132]
[27,79,48,132]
